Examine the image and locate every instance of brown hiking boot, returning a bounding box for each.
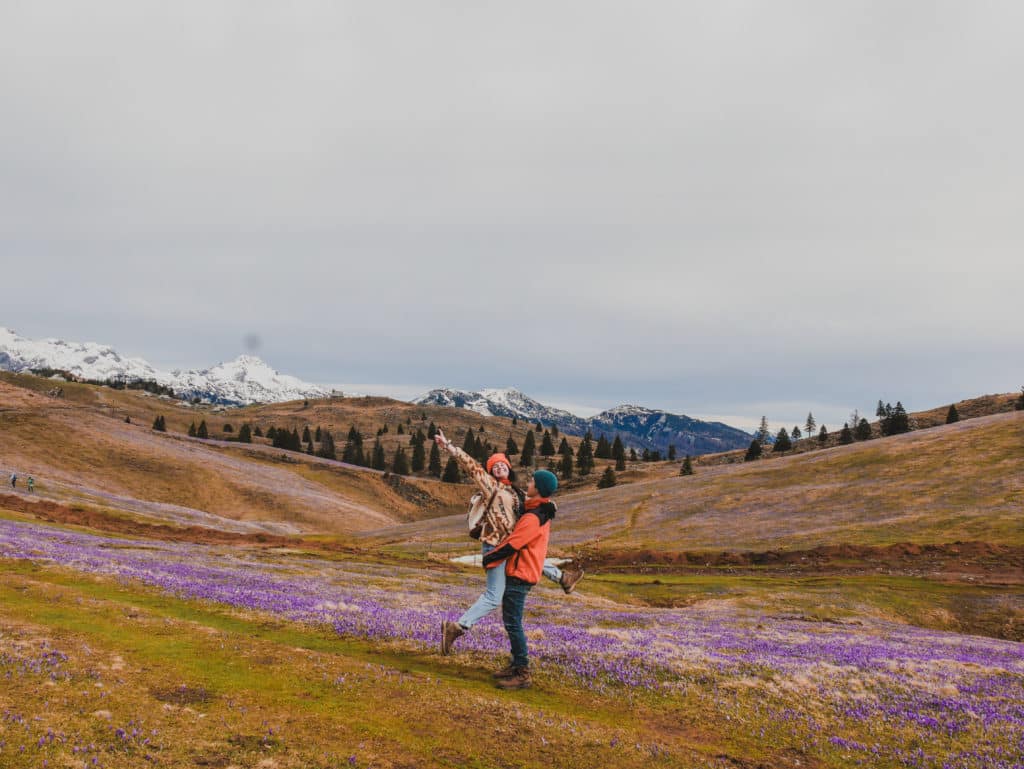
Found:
[441,620,465,655]
[492,663,518,680]
[494,666,531,690]
[559,567,585,594]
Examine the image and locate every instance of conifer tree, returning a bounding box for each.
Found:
[791,426,801,441]
[756,416,770,443]
[641,448,650,462]
[576,435,595,475]
[520,430,536,467]
[612,435,625,464]
[505,436,519,456]
[512,416,518,426]
[307,441,315,455]
[855,418,872,441]
[317,430,336,460]
[427,421,438,439]
[125,416,131,424]
[371,439,387,470]
[615,453,626,472]
[805,413,816,440]
[535,421,543,432]
[315,426,322,442]
[197,420,208,439]
[302,426,312,443]
[441,457,461,483]
[397,423,404,435]
[773,428,791,453]
[411,440,426,472]
[290,428,302,451]
[839,423,854,444]
[152,415,166,431]
[428,442,442,477]
[391,447,410,475]
[629,448,637,461]
[680,455,694,475]
[382,424,389,434]
[1017,387,1024,410]
[462,428,476,454]
[650,450,662,462]
[595,434,611,459]
[188,422,197,437]
[667,444,676,461]
[744,440,762,461]
[558,451,574,480]
[818,425,828,444]
[876,400,887,420]
[267,426,278,440]
[473,436,485,461]
[540,430,556,456]
[253,426,263,437]
[597,467,617,489]
[558,437,572,457]
[237,423,252,443]
[890,402,910,434]
[946,404,959,424]
[342,430,363,464]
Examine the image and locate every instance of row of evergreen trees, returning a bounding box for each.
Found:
[744,399,921,462]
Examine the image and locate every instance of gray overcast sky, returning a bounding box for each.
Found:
[2,2,1022,431]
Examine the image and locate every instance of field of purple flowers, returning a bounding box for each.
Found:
[1,517,1023,769]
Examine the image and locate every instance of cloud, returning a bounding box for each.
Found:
[2,2,1022,429]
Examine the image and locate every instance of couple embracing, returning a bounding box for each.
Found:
[433,429,583,690]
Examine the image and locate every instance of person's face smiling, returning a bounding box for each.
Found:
[490,462,510,480]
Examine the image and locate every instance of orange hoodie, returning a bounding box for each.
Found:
[481,498,556,584]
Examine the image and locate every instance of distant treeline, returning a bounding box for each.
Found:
[31,368,175,397]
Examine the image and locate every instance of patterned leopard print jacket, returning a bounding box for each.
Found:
[446,445,522,546]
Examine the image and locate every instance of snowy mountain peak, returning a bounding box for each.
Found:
[0,329,328,406]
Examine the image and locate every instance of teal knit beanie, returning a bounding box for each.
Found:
[533,469,558,497]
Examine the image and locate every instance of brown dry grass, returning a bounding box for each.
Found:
[371,410,1024,553]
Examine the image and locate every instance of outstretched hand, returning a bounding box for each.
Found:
[434,428,448,448]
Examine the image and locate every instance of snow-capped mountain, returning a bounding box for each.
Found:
[414,388,752,454]
[167,356,331,405]
[587,404,752,455]
[414,387,589,433]
[0,327,164,383]
[0,327,329,406]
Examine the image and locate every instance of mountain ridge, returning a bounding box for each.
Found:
[0,327,330,406]
[413,387,752,453]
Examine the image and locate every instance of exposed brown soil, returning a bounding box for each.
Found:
[576,541,1024,583]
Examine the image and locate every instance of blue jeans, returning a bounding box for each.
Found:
[542,563,562,582]
[502,578,532,668]
[458,543,505,629]
[458,546,561,629]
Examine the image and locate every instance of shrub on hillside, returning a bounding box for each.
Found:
[596,467,617,489]
[744,440,762,461]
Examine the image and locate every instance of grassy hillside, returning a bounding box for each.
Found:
[370,410,1024,553]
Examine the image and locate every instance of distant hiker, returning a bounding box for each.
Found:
[9,473,15,489]
[27,476,34,493]
[436,430,581,658]
[482,468,560,690]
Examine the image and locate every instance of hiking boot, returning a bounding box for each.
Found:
[441,620,465,655]
[495,666,531,690]
[492,663,519,680]
[559,567,585,594]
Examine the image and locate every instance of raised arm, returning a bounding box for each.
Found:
[434,429,498,496]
